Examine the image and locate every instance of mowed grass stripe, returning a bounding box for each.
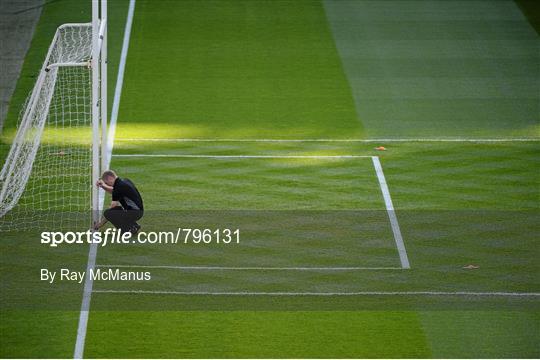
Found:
[110,156,386,210]
[117,0,362,139]
[84,311,431,358]
[324,0,540,138]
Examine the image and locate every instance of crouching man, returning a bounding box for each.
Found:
[93,170,144,235]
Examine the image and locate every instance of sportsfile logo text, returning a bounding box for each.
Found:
[41,229,132,247]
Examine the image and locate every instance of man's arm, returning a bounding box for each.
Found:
[93,217,108,230]
[93,201,121,230]
[96,179,114,193]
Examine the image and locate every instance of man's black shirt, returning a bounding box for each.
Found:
[112,177,144,211]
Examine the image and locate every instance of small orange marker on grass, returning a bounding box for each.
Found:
[374,146,386,151]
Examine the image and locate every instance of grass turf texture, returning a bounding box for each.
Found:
[1,0,539,358]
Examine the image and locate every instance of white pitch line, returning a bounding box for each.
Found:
[109,155,408,268]
[371,156,410,269]
[112,154,371,159]
[92,289,540,297]
[114,137,540,143]
[96,264,404,271]
[74,0,135,359]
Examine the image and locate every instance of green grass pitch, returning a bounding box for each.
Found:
[0,0,539,358]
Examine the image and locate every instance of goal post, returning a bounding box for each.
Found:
[0,0,107,231]
[92,0,100,226]
[100,0,108,174]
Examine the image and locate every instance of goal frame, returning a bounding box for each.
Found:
[0,0,107,229]
[92,0,108,223]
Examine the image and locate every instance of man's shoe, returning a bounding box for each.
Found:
[130,223,141,236]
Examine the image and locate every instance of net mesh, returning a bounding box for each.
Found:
[0,24,94,231]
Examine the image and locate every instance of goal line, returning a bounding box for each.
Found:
[114,137,540,143]
[112,154,372,159]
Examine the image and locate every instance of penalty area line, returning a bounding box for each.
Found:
[92,290,540,297]
[371,156,410,269]
[96,265,405,271]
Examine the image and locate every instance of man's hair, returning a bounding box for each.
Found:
[101,170,117,180]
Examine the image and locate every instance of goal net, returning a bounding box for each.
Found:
[0,24,98,232]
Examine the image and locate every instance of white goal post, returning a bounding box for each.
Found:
[0,0,107,231]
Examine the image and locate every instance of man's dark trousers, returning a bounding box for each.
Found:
[103,206,143,232]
